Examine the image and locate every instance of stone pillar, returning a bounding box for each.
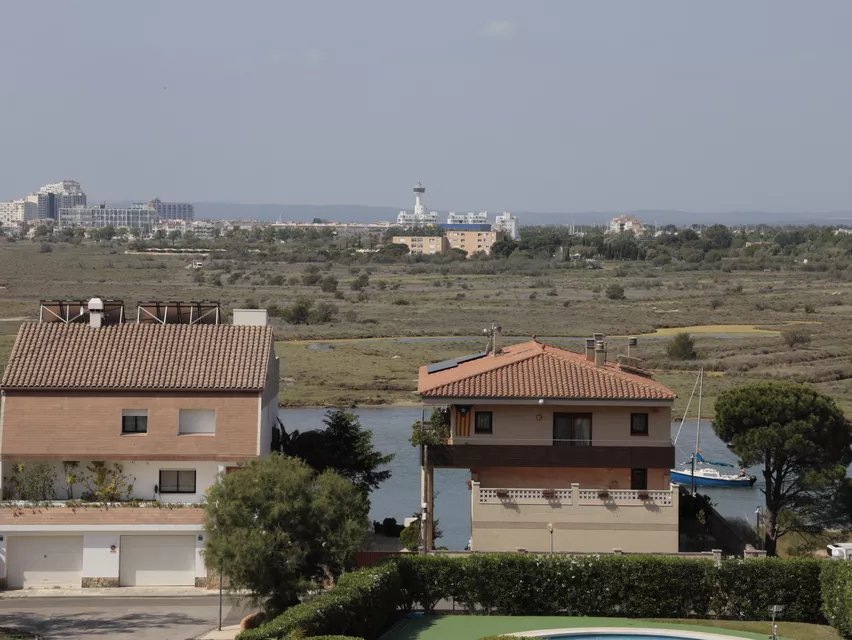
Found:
[571,482,580,505]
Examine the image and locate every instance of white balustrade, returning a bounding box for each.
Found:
[478,487,573,504]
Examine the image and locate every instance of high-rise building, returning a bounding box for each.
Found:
[0,199,40,228]
[494,211,520,240]
[447,211,489,225]
[149,198,195,221]
[397,182,439,226]
[31,181,87,220]
[59,203,158,230]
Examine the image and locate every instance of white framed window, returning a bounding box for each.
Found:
[178,409,216,434]
[122,409,148,434]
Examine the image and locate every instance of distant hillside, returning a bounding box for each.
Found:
[114,201,852,227]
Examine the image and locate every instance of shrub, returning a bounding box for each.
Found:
[782,329,811,347]
[709,298,723,310]
[392,298,410,306]
[715,557,824,623]
[237,563,401,640]
[666,332,697,360]
[805,303,816,314]
[396,555,460,614]
[605,284,625,300]
[320,276,338,293]
[821,561,852,636]
[309,302,338,324]
[38,242,53,253]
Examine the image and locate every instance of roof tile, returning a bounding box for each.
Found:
[418,340,675,401]
[1,322,273,391]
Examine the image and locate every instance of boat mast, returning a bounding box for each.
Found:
[691,367,704,496]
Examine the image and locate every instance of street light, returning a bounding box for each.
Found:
[769,604,784,640]
[547,523,554,555]
[754,507,763,550]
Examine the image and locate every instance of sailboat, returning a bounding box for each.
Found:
[670,368,757,489]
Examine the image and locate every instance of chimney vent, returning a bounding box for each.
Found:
[593,332,604,342]
[628,336,638,358]
[594,340,606,366]
[585,338,596,362]
[491,323,504,355]
[88,297,104,328]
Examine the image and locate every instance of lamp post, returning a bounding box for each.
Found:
[754,507,762,550]
[547,523,554,554]
[769,604,784,640]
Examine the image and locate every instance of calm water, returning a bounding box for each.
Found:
[278,407,766,550]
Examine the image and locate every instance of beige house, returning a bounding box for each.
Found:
[0,302,279,589]
[417,332,678,554]
[392,235,449,255]
[445,229,503,257]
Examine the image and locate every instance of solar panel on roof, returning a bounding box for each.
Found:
[425,350,488,374]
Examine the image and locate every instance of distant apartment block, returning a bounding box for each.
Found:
[29,181,87,220]
[149,199,195,222]
[447,211,489,225]
[0,199,39,228]
[446,229,504,257]
[609,215,644,235]
[494,211,520,240]
[59,203,158,230]
[392,235,449,255]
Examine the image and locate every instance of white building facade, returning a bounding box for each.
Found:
[59,204,158,230]
[493,212,520,240]
[397,182,439,226]
[0,199,40,228]
[149,199,195,221]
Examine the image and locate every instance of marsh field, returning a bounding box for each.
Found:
[1,239,850,417]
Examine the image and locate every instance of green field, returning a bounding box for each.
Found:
[383,615,840,640]
[2,240,852,413]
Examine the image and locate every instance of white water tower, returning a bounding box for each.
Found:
[413,182,426,216]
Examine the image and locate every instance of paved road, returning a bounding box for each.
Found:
[0,595,250,640]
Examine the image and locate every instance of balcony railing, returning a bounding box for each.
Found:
[475,483,675,507]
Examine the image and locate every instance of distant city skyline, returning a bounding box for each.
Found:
[2,1,852,214]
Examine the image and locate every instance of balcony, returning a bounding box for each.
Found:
[470,482,679,554]
[427,442,675,469]
[0,500,204,528]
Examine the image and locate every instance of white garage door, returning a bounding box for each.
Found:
[7,536,83,589]
[119,535,196,586]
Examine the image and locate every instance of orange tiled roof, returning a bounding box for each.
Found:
[418,340,675,401]
[1,322,273,391]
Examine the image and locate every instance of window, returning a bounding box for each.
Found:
[631,468,648,491]
[179,409,216,434]
[474,411,493,434]
[630,413,649,436]
[122,409,148,434]
[553,413,592,447]
[159,470,196,494]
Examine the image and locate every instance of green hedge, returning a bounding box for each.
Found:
[304,637,365,640]
[240,554,843,640]
[236,563,401,640]
[821,561,852,636]
[715,557,824,623]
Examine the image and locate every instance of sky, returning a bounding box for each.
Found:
[2,1,852,214]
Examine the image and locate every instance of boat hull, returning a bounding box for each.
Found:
[670,470,756,487]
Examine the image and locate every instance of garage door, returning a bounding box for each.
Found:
[7,536,83,589]
[119,535,195,586]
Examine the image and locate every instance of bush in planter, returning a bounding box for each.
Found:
[821,561,852,636]
[715,557,823,623]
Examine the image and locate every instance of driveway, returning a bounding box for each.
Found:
[0,595,250,640]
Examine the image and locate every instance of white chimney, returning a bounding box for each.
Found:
[88,297,104,328]
[585,338,596,362]
[594,340,606,366]
[232,309,269,326]
[491,323,504,354]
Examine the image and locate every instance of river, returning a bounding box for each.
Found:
[279,407,770,550]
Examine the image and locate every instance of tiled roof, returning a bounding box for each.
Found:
[1,322,273,391]
[418,340,675,401]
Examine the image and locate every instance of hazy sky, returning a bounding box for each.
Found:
[2,1,851,213]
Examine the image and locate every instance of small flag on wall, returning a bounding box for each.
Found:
[455,405,473,437]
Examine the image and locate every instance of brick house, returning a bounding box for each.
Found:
[417,331,679,554]
[0,301,278,589]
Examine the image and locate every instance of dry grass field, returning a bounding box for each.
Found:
[2,239,851,413]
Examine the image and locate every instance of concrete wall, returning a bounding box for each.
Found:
[453,403,672,447]
[258,349,280,456]
[470,482,679,554]
[1,460,225,504]
[475,467,670,491]
[1,391,262,460]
